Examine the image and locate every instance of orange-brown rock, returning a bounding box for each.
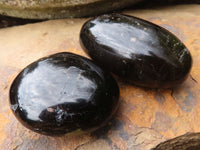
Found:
[0,4,199,150]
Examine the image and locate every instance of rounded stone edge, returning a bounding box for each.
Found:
[0,0,143,19]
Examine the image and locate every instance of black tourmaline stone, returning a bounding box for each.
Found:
[80,13,192,88]
[9,52,119,136]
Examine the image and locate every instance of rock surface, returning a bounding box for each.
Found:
[0,0,143,19]
[80,13,192,88]
[0,4,199,150]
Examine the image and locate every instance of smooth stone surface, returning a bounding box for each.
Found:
[0,0,143,19]
[80,13,192,88]
[9,52,119,136]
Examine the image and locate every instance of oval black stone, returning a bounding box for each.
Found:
[9,52,119,136]
[80,13,192,88]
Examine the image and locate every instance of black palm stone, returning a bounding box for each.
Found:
[9,52,119,136]
[80,13,192,88]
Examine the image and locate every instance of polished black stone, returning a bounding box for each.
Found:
[80,13,192,88]
[9,52,119,136]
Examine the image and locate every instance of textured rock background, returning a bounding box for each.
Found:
[0,4,199,150]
